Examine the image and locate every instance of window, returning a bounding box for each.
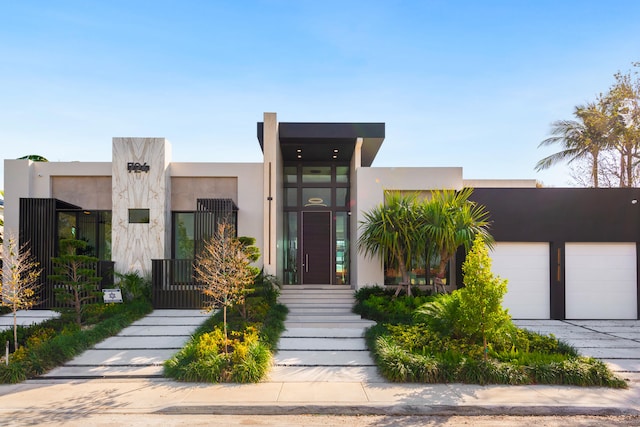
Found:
[128,209,150,223]
[174,212,195,259]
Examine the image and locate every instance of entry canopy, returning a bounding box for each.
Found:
[257,122,385,166]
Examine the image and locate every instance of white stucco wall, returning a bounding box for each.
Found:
[170,161,264,265]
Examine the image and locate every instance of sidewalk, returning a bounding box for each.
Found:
[0,376,638,418]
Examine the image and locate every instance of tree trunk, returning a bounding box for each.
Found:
[591,157,599,188]
[75,290,82,326]
[13,309,18,352]
[223,300,228,354]
[626,151,634,187]
[394,259,412,297]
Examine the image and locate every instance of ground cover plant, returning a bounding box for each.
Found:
[164,272,288,383]
[361,237,626,387]
[0,298,152,383]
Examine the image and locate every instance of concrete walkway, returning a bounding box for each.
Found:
[41,309,209,379]
[0,310,60,332]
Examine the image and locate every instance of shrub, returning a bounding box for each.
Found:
[164,276,288,383]
[116,271,151,303]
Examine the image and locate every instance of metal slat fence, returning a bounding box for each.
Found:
[151,259,204,309]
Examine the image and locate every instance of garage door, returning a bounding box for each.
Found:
[565,243,637,319]
[489,243,550,319]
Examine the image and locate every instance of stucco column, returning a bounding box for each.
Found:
[111,138,171,276]
[262,113,280,278]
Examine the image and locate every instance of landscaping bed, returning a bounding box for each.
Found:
[164,275,288,383]
[355,286,626,387]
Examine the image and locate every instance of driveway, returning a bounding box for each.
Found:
[513,320,640,378]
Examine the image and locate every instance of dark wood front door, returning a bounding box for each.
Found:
[301,211,332,284]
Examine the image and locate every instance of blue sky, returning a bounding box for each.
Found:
[1,1,639,191]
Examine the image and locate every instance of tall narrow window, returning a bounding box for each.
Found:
[173,212,195,259]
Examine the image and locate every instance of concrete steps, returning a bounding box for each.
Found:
[271,285,383,382]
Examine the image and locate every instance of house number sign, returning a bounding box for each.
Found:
[127,162,150,173]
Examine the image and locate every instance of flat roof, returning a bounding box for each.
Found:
[257,122,385,166]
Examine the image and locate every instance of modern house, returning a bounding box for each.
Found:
[3,113,640,320]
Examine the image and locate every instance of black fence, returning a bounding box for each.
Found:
[151,259,205,309]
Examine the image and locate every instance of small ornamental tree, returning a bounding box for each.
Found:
[49,239,102,325]
[194,223,254,354]
[458,235,510,360]
[1,234,42,351]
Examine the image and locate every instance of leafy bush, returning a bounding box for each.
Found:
[354,291,434,324]
[116,271,151,303]
[367,324,625,387]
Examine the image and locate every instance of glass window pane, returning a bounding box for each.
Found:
[174,213,195,259]
[302,166,331,183]
[302,188,331,207]
[128,209,150,223]
[99,211,112,260]
[336,166,349,183]
[285,188,298,207]
[284,212,298,285]
[335,212,349,285]
[284,166,297,184]
[336,188,348,207]
[58,211,77,241]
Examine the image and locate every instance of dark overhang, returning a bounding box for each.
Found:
[257,122,385,166]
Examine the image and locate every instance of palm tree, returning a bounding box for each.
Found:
[535,102,610,188]
[358,192,427,296]
[422,188,493,293]
[17,155,48,162]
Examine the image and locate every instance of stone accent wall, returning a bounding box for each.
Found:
[111,138,171,276]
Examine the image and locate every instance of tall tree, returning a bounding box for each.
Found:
[1,234,42,352]
[357,192,427,296]
[604,70,640,187]
[535,101,611,188]
[422,188,493,292]
[194,222,254,354]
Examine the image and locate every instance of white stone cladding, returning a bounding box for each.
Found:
[111,138,171,276]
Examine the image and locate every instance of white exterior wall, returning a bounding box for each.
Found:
[353,167,463,289]
[170,162,264,264]
[3,159,111,237]
[464,179,538,188]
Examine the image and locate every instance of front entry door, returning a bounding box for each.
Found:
[301,211,332,284]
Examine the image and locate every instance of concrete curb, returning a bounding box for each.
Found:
[156,404,640,417]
